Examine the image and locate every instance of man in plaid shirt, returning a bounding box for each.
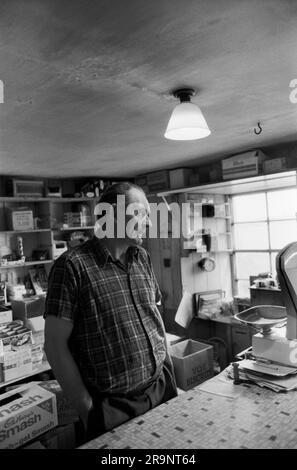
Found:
[44,182,177,441]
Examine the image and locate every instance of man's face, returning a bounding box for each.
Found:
[124,189,151,246]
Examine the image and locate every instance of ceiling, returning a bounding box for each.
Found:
[1,0,297,178]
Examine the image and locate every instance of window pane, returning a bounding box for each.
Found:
[270,252,278,278]
[232,193,266,222]
[234,223,268,250]
[235,252,270,279]
[267,188,297,220]
[236,280,251,297]
[270,220,297,250]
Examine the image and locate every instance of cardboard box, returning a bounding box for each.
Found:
[0,327,33,355]
[169,168,192,189]
[0,348,32,382]
[222,150,266,180]
[11,179,44,198]
[209,162,222,182]
[38,380,79,426]
[31,344,44,371]
[188,173,200,186]
[134,175,147,186]
[146,170,169,192]
[263,157,287,173]
[134,175,150,194]
[26,315,45,333]
[250,286,284,307]
[0,306,12,325]
[31,329,44,348]
[166,332,187,346]
[0,282,7,305]
[0,383,57,449]
[11,210,34,231]
[169,339,214,391]
[12,295,46,321]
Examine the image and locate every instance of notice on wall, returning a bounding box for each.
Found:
[175,291,194,328]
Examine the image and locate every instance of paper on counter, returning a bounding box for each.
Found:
[198,376,241,399]
[238,359,297,377]
[174,291,194,328]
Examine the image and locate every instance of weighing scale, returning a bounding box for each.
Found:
[234,241,297,373]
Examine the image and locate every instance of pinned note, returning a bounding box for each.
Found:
[175,291,194,328]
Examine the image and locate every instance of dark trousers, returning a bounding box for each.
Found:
[84,361,177,443]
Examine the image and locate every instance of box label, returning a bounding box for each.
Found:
[170,339,214,391]
[0,385,57,449]
[187,363,213,387]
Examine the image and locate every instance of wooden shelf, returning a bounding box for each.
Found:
[0,229,51,234]
[58,226,94,231]
[0,197,51,202]
[0,196,98,203]
[196,250,233,254]
[0,260,53,269]
[188,214,230,219]
[0,360,51,390]
[155,171,297,197]
[183,244,233,253]
[49,197,98,203]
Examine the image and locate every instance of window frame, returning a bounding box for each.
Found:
[231,185,297,296]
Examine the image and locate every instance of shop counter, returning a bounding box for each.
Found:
[79,369,297,449]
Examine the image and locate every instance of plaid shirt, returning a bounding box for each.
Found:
[44,236,166,394]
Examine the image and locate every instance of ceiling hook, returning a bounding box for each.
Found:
[254,122,262,135]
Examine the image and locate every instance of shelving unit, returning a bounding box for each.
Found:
[0,178,109,396]
[181,193,232,255]
[0,196,96,297]
[50,198,96,261]
[49,198,97,230]
[0,198,52,265]
[0,195,96,392]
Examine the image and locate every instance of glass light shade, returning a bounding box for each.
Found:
[164,102,211,140]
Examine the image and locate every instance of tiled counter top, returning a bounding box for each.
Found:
[79,370,297,449]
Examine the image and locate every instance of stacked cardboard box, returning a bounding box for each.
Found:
[0,383,57,449]
[0,320,34,382]
[0,306,12,325]
[222,150,266,180]
[169,168,192,189]
[38,380,79,426]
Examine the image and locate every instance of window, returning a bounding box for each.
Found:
[232,188,297,297]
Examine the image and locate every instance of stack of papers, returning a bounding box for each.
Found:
[229,359,297,392]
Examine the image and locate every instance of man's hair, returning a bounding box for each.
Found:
[99,181,145,205]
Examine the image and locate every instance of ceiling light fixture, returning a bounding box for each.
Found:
[164,88,211,141]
